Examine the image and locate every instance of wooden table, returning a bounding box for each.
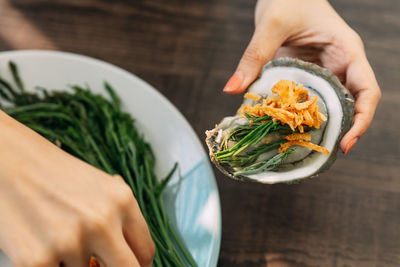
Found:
[0,0,399,266]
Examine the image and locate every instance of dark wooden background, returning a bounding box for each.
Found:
[0,0,399,266]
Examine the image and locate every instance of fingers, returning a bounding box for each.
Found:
[92,231,140,267]
[60,250,89,267]
[3,172,150,267]
[61,257,89,267]
[61,176,150,267]
[223,16,286,94]
[340,55,381,154]
[115,177,154,267]
[106,176,154,267]
[123,207,155,267]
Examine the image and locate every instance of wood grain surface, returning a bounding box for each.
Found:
[0,0,399,266]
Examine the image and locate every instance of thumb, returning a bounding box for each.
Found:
[223,22,285,94]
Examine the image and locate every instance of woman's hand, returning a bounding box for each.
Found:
[223,0,381,154]
[0,111,154,267]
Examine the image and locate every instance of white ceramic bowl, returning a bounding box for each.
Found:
[0,50,221,267]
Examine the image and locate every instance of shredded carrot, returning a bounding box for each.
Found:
[279,142,294,153]
[294,96,318,110]
[238,80,327,132]
[279,140,330,155]
[238,80,330,155]
[244,92,262,102]
[285,132,312,141]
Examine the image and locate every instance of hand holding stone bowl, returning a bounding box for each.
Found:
[207,0,381,183]
[222,0,381,155]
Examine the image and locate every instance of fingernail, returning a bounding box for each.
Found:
[223,71,244,93]
[344,137,358,154]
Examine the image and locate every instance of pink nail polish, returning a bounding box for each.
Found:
[344,138,358,154]
[223,72,244,93]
